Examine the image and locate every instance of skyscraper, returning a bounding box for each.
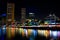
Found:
[6,3,15,25]
[21,8,26,25]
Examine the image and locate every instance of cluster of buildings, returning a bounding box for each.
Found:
[0,2,60,40]
[0,2,60,27]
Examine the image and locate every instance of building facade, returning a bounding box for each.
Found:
[6,3,15,25]
[44,14,59,24]
[21,8,26,25]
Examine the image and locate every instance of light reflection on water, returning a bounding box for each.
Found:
[0,26,60,40]
[18,28,60,38]
[0,28,2,36]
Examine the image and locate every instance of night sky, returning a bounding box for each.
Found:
[0,0,60,19]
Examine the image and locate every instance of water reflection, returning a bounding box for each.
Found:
[44,30,50,38]
[0,28,2,36]
[6,27,11,38]
[1,27,60,40]
[58,31,60,37]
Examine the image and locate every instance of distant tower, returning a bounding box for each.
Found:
[21,8,26,24]
[6,3,15,25]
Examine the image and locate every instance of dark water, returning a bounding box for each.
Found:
[0,27,60,40]
[0,32,60,40]
[6,34,49,40]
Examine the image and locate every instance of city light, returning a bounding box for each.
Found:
[1,1,60,40]
[24,29,28,37]
[27,29,33,36]
[38,30,44,36]
[32,30,37,37]
[15,28,18,34]
[57,31,60,37]
[2,25,6,35]
[6,27,11,38]
[11,28,15,37]
[50,31,58,38]
[44,30,50,38]
[29,13,34,14]
[52,31,58,37]
[18,28,24,34]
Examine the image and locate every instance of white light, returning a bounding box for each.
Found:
[50,31,58,37]
[29,13,34,14]
[24,29,28,36]
[51,23,55,24]
[52,31,57,37]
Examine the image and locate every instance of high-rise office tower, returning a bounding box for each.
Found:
[21,8,26,25]
[6,3,15,25]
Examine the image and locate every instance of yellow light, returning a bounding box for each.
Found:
[44,21,49,25]
[38,30,44,36]
[11,28,15,37]
[27,29,33,36]
[18,28,23,34]
[6,27,11,38]
[22,31,25,37]
[15,28,18,33]
[44,22,48,24]
[18,28,25,37]
[29,19,31,22]
[44,30,50,38]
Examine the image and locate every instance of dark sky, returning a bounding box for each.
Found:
[0,0,60,19]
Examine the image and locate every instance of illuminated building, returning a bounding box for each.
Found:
[44,14,60,27]
[29,13,35,19]
[21,8,26,25]
[6,3,15,25]
[45,14,60,24]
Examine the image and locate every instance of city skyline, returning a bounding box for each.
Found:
[0,0,60,19]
